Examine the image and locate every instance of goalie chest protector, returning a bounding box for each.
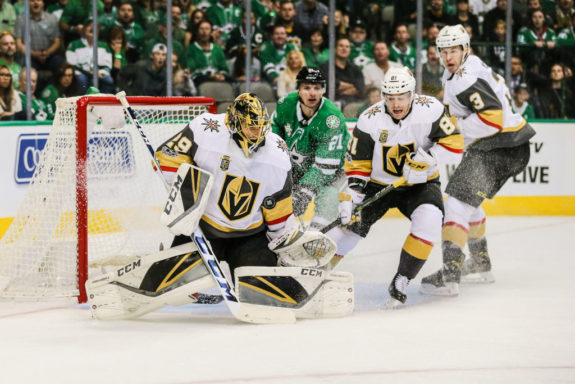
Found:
[158,112,292,236]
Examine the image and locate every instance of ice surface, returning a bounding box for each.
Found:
[1,216,574,384]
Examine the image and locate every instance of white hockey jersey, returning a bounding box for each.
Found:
[345,95,463,187]
[442,55,534,150]
[156,112,294,238]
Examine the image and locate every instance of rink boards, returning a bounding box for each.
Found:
[0,120,573,239]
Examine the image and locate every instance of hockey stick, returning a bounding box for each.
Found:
[114,92,293,323]
[320,176,406,234]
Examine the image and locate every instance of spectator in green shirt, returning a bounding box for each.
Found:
[512,83,536,120]
[0,31,21,89]
[301,27,329,68]
[40,62,80,114]
[15,68,54,121]
[59,0,103,45]
[517,8,557,71]
[389,23,416,70]
[108,1,145,63]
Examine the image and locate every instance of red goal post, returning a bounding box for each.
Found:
[0,95,216,303]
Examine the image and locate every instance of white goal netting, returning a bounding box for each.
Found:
[0,95,214,300]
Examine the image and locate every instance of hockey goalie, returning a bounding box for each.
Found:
[85,93,354,323]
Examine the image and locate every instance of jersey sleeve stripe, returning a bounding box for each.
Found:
[437,134,464,153]
[313,166,338,175]
[438,143,463,154]
[501,119,526,133]
[346,170,371,177]
[262,197,293,224]
[315,157,342,166]
[156,152,193,170]
[344,159,372,175]
[477,110,503,130]
[266,212,292,226]
[160,165,179,173]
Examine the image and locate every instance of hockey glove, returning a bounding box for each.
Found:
[339,187,365,225]
[292,186,315,216]
[403,148,437,184]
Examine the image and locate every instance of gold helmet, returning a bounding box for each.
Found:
[225,93,270,157]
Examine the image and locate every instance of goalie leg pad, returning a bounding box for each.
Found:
[86,243,216,320]
[235,266,354,320]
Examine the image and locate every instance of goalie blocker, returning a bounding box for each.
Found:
[86,243,354,321]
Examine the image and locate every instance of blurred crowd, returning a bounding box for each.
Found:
[0,0,574,121]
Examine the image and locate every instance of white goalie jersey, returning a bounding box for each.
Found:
[156,112,294,238]
[345,95,463,186]
[442,55,534,150]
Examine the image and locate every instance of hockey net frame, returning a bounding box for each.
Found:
[0,95,216,302]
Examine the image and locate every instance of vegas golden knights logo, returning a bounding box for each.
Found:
[220,155,231,171]
[381,143,415,176]
[218,174,260,221]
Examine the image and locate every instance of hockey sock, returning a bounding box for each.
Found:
[397,234,432,279]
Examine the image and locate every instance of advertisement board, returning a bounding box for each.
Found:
[1,121,574,239]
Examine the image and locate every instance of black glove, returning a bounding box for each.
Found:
[292,187,315,216]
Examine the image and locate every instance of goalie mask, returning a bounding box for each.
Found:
[381,67,416,120]
[225,93,271,157]
[436,24,470,70]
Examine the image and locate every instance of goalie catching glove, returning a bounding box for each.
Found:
[402,148,437,184]
[268,225,336,268]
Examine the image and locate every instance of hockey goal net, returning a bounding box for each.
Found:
[0,95,216,302]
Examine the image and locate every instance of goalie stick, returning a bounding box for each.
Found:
[114,92,291,323]
[320,176,407,234]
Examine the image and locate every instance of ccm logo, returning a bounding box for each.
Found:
[14,133,48,184]
[117,260,142,276]
[301,268,323,277]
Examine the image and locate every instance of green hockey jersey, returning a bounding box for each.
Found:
[271,92,349,192]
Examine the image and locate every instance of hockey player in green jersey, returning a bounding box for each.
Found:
[271,67,350,230]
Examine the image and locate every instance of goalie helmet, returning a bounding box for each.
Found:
[381,67,416,102]
[225,93,271,157]
[296,66,326,89]
[436,24,470,67]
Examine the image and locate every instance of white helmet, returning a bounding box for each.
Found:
[436,24,470,67]
[381,67,416,102]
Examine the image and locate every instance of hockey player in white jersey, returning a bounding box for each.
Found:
[325,67,464,307]
[420,25,536,296]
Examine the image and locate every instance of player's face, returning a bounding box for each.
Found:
[440,46,464,73]
[384,92,411,120]
[241,122,263,141]
[298,83,324,108]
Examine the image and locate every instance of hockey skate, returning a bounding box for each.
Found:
[385,273,409,309]
[461,238,494,284]
[419,247,463,296]
[461,253,494,284]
